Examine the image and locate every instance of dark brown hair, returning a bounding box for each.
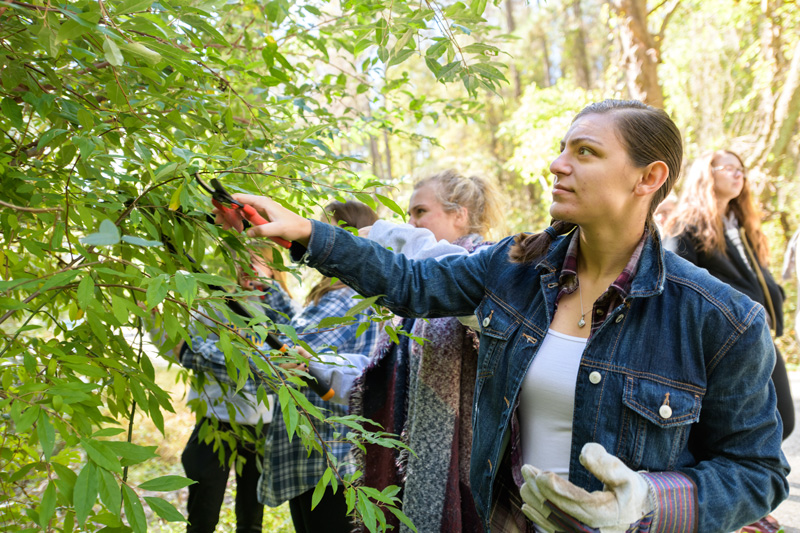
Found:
[510,99,683,263]
[306,200,378,305]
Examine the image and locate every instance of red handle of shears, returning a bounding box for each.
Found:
[212,200,291,249]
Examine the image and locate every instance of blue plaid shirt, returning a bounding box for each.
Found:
[258,286,382,507]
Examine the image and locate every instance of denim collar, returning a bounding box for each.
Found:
[536,223,666,299]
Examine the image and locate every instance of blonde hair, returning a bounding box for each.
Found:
[415,169,505,238]
[664,150,769,265]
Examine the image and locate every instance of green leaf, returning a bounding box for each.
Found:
[146,275,170,309]
[436,60,462,81]
[74,462,98,525]
[82,438,123,473]
[115,0,154,16]
[469,0,488,16]
[37,410,55,460]
[122,484,147,533]
[38,480,57,529]
[317,315,355,328]
[134,140,152,163]
[310,472,328,510]
[469,62,509,83]
[344,295,381,318]
[57,19,90,42]
[37,128,68,149]
[138,475,196,491]
[110,293,129,324]
[103,38,124,66]
[81,219,121,246]
[121,235,162,247]
[1,98,23,130]
[174,271,197,307]
[375,18,387,45]
[387,48,416,67]
[77,276,95,309]
[118,41,163,66]
[105,441,159,466]
[98,468,121,514]
[426,39,449,59]
[144,496,187,522]
[375,194,406,218]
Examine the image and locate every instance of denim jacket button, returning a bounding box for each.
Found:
[482,316,491,327]
[615,314,624,323]
[659,405,673,419]
[589,371,602,384]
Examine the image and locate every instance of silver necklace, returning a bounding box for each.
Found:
[577,279,587,328]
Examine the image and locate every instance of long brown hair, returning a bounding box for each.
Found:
[664,150,769,265]
[305,200,378,306]
[509,99,683,263]
[414,169,505,239]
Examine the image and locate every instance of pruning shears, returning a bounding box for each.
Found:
[195,174,291,249]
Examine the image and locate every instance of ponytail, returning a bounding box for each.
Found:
[509,221,577,264]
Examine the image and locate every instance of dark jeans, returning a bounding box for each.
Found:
[182,419,264,533]
[288,485,353,533]
[773,347,795,441]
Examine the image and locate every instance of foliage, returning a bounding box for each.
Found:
[0,0,507,530]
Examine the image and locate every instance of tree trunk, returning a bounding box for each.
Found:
[505,0,522,99]
[755,39,800,177]
[610,0,669,108]
[539,31,553,88]
[750,0,800,181]
[570,0,592,89]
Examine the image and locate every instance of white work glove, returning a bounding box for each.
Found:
[307,352,370,405]
[520,443,655,533]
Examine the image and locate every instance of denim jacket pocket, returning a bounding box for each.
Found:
[618,375,703,470]
[476,298,521,379]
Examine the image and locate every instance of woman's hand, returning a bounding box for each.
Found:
[214,194,313,246]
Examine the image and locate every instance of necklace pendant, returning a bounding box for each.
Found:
[578,316,586,328]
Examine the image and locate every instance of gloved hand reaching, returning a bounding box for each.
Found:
[520,443,655,533]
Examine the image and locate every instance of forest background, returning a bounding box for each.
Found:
[1,0,800,531]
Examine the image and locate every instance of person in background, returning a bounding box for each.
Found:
[222,99,789,532]
[664,150,793,533]
[257,200,383,533]
[178,244,296,533]
[781,227,800,345]
[345,169,504,533]
[653,192,677,232]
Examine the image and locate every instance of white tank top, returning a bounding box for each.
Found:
[519,329,587,478]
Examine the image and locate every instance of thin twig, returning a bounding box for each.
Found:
[0,199,60,213]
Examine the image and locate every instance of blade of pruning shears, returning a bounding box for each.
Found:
[194,174,291,249]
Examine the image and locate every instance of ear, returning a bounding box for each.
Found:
[454,205,469,229]
[634,161,669,198]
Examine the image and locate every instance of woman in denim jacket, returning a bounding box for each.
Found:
[218,100,789,533]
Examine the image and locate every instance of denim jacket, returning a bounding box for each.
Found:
[295,220,789,533]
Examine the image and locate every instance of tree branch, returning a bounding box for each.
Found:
[0,199,61,213]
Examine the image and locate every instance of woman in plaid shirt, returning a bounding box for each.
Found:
[258,200,383,533]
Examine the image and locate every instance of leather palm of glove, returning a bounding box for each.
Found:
[520,443,655,533]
